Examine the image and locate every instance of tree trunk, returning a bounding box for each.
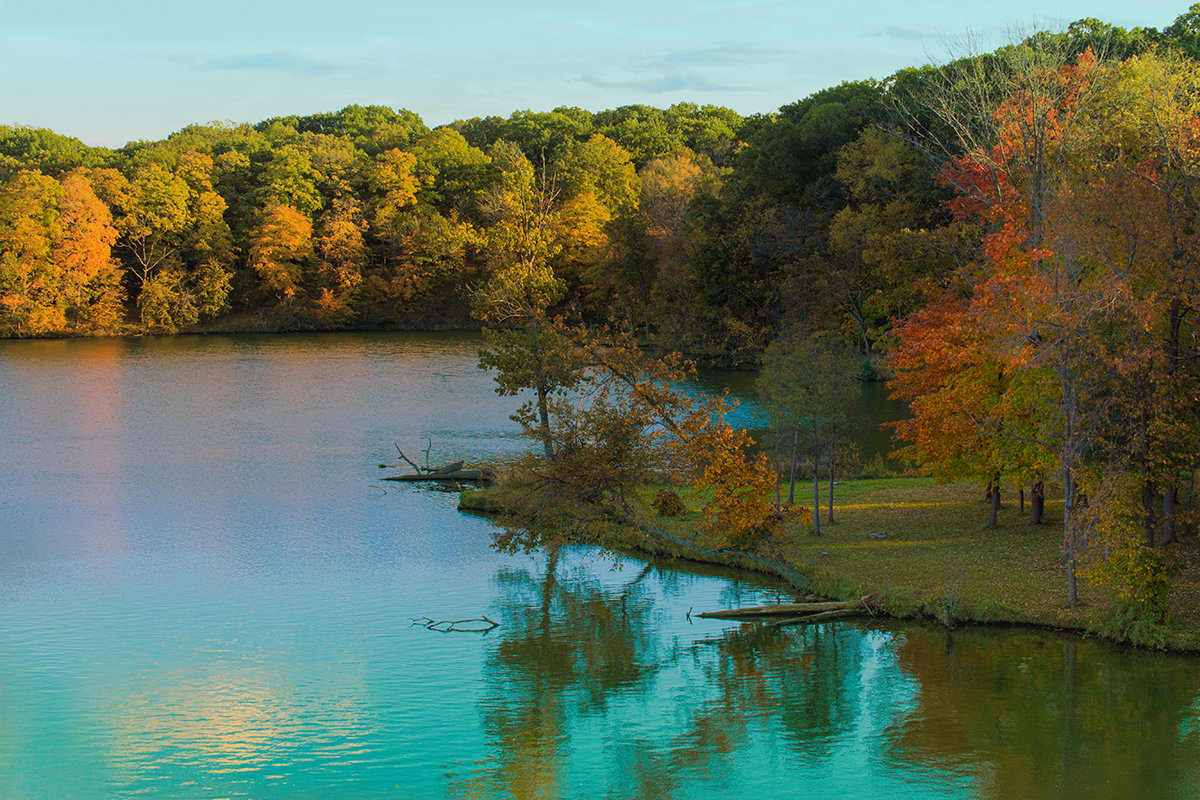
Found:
[813,458,821,536]
[773,435,783,511]
[1031,480,1044,525]
[1142,479,1157,548]
[827,440,835,524]
[1019,487,1025,516]
[536,382,554,460]
[787,428,798,505]
[986,475,1000,529]
[1138,390,1154,547]
[1065,468,1078,605]
[1164,485,1178,546]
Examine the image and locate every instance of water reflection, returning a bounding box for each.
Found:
[691,367,905,458]
[453,552,663,798]
[891,626,1200,799]
[457,552,932,799]
[459,553,1200,799]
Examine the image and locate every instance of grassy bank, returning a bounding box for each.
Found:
[460,477,1200,652]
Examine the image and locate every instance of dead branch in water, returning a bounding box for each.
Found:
[394,443,429,474]
[696,596,876,620]
[412,616,500,633]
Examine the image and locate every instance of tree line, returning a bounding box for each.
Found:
[4,12,1192,352]
[0,102,741,337]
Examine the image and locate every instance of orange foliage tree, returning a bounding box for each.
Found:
[248,203,315,305]
[0,168,123,336]
[892,45,1200,609]
[483,321,808,588]
[0,170,64,335]
[53,170,124,333]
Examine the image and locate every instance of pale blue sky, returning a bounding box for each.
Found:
[1,1,1191,147]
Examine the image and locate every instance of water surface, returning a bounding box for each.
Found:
[1,332,1197,799]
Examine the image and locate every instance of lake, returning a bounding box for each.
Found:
[1,332,1198,799]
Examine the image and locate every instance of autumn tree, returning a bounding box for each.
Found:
[0,170,66,335]
[248,203,316,310]
[313,197,368,325]
[688,81,886,361]
[1073,52,1200,547]
[887,287,1051,529]
[252,145,323,218]
[484,322,809,588]
[818,126,959,356]
[890,40,1200,606]
[277,105,428,155]
[172,151,234,323]
[549,134,640,314]
[475,141,573,459]
[409,128,493,214]
[52,170,124,332]
[593,151,711,340]
[0,126,114,175]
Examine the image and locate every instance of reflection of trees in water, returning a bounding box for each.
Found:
[891,626,1200,799]
[660,623,888,772]
[452,545,900,799]
[449,549,664,799]
[448,560,1200,799]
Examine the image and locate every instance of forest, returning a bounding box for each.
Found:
[9,8,1200,631]
[2,17,1187,354]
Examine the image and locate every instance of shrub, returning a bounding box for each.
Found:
[856,452,899,479]
[1089,599,1168,649]
[652,489,687,517]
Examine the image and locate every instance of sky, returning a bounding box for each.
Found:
[1,0,1193,148]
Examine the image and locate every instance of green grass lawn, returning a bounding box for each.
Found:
[768,478,1200,650]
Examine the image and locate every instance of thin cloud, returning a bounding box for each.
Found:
[875,25,928,41]
[202,53,336,76]
[582,75,725,93]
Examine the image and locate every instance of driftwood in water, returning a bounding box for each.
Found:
[378,459,465,473]
[773,608,860,628]
[698,594,878,627]
[385,443,463,475]
[696,596,875,620]
[385,468,494,483]
[382,441,490,482]
[412,615,500,633]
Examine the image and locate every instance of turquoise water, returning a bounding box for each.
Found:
[1,332,1198,799]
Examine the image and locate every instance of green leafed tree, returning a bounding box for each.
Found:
[757,333,859,533]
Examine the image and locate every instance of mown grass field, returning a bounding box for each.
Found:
[738,478,1198,650]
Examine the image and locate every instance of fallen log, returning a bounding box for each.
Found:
[774,608,859,628]
[697,594,877,621]
[384,468,495,483]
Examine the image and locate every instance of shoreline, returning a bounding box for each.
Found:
[459,479,1200,655]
